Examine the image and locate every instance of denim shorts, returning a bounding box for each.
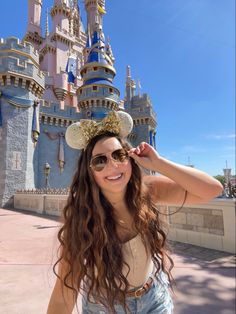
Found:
[82,272,173,314]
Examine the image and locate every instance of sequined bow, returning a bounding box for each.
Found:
[79,111,121,144]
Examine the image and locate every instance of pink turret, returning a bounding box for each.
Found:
[27,0,42,35]
[24,0,43,49]
[38,0,86,109]
[51,0,71,33]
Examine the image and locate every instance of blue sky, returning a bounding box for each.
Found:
[0,0,235,176]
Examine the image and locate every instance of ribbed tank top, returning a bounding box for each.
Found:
[122,234,154,288]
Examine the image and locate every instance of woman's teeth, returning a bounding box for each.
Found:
[106,174,122,180]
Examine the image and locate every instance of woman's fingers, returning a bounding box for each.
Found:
[128,143,150,158]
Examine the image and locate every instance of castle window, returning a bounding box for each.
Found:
[109,88,113,94]
[105,69,109,73]
[93,67,98,71]
[18,78,23,87]
[92,86,98,91]
[79,89,82,95]
[10,76,15,85]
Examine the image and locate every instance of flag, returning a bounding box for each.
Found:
[66,56,77,84]
[138,79,142,89]
[98,4,106,14]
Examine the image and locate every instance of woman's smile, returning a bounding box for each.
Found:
[105,173,123,181]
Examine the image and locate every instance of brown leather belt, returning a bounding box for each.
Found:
[126,277,154,298]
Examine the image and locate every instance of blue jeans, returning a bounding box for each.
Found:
[82,272,173,314]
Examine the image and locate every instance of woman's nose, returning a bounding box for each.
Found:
[106,157,119,169]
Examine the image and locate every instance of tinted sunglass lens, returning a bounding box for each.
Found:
[91,156,107,171]
[112,149,128,162]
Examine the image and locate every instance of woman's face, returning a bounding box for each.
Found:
[90,137,132,198]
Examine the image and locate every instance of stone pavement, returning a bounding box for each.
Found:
[0,208,235,314]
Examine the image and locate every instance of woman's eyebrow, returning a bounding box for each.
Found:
[92,148,123,158]
[91,153,105,158]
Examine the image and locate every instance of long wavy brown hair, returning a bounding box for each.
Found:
[54,132,174,313]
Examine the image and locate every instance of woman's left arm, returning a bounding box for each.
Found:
[128,142,223,205]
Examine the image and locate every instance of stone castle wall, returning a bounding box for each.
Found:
[13,193,236,253]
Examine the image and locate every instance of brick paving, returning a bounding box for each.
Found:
[0,208,235,314]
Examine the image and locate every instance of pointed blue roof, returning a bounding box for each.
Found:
[87,30,108,64]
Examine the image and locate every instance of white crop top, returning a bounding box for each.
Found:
[122,234,154,288]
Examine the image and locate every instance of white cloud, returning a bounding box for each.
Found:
[205,133,236,140]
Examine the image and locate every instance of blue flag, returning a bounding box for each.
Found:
[66,57,77,84]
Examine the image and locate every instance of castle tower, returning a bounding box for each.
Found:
[85,0,106,39]
[39,0,86,108]
[24,0,43,49]
[124,65,157,147]
[223,161,231,185]
[0,38,45,207]
[78,24,120,119]
[125,65,136,105]
[51,0,71,34]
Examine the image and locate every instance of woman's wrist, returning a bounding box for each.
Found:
[151,155,166,173]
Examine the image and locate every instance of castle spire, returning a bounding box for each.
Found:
[85,0,106,39]
[106,36,115,65]
[78,0,120,117]
[125,65,136,102]
[45,9,49,37]
[24,0,43,49]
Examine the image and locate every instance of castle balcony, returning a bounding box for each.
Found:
[0,38,45,93]
[78,85,120,103]
[0,38,39,64]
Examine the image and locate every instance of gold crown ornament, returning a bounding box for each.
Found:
[65,111,133,150]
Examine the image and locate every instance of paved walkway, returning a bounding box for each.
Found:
[0,208,235,314]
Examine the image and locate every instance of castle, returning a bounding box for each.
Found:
[0,0,157,207]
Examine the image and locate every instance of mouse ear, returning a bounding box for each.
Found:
[65,122,87,149]
[117,111,133,137]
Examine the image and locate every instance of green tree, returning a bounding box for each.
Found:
[214,175,226,186]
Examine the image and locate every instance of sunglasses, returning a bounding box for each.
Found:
[90,148,129,172]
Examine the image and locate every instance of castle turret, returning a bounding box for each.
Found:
[125,65,136,104]
[78,25,120,119]
[0,38,45,207]
[24,0,43,49]
[85,0,106,39]
[51,0,71,34]
[123,65,157,147]
[39,0,86,107]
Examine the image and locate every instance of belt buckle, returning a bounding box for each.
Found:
[134,287,143,298]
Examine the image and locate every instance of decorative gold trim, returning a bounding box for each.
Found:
[80,62,116,75]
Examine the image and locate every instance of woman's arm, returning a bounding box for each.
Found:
[129,142,223,205]
[47,258,76,314]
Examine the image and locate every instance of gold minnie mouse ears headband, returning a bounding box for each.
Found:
[65,111,133,150]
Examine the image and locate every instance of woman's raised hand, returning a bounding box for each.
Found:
[128,142,160,171]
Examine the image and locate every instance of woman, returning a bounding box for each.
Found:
[47,111,222,314]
